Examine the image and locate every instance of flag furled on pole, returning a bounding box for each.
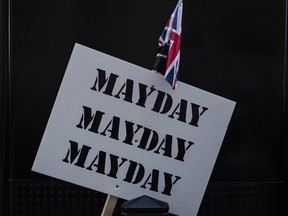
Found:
[153,0,183,89]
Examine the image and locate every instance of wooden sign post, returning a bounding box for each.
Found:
[32,43,235,216]
[101,195,118,216]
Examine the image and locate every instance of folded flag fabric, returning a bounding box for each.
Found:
[153,0,183,90]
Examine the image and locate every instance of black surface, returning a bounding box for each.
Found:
[1,0,10,216]
[2,0,288,215]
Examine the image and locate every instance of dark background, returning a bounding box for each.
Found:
[1,0,287,215]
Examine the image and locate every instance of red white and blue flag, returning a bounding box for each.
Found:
[153,0,183,89]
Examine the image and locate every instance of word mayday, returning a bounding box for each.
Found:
[62,68,209,196]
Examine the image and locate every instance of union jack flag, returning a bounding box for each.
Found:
[153,0,183,89]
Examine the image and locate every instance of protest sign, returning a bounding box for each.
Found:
[32,43,236,215]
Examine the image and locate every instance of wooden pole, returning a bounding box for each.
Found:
[101,195,118,216]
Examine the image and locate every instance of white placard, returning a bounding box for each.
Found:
[32,43,236,216]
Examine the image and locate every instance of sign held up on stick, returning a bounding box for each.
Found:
[32,43,236,216]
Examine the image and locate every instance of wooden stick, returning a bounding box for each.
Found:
[101,195,118,216]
